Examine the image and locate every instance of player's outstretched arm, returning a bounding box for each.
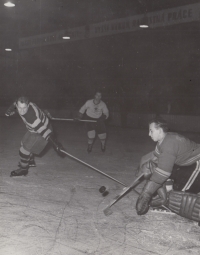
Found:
[5,102,16,116]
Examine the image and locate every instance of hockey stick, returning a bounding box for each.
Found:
[60,149,127,187]
[58,147,170,215]
[103,174,144,216]
[51,117,96,123]
[44,110,97,122]
[103,174,171,216]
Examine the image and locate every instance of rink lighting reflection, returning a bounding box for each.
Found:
[62,36,70,39]
[5,48,12,51]
[139,25,149,28]
[4,2,15,7]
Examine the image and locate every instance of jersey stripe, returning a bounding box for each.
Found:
[182,161,200,191]
[151,167,171,184]
[20,102,52,139]
[180,154,200,166]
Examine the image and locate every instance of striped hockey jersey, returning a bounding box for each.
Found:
[19,102,52,139]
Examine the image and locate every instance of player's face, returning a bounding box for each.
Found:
[94,92,102,102]
[16,102,29,115]
[149,123,162,142]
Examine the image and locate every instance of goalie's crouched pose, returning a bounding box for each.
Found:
[135,117,200,223]
[5,96,65,177]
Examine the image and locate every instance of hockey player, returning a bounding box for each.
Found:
[136,116,200,222]
[5,96,64,177]
[77,90,109,153]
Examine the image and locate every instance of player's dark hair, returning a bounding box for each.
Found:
[95,89,102,95]
[149,116,169,132]
[16,96,29,105]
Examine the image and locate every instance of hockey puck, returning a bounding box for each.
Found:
[102,190,109,197]
[99,186,106,193]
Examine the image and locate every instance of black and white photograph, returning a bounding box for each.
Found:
[0,1,200,254]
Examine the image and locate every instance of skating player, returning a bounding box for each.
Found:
[77,90,109,153]
[136,116,200,222]
[5,96,64,177]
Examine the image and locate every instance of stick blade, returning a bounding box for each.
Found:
[103,207,113,216]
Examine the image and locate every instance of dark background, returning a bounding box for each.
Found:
[0,0,200,115]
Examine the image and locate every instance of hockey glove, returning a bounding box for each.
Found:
[44,110,53,119]
[136,180,161,215]
[5,103,16,116]
[97,114,107,122]
[48,135,65,158]
[136,160,157,179]
[74,112,83,122]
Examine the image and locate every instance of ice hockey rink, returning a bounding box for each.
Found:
[1,115,200,255]
[1,1,200,254]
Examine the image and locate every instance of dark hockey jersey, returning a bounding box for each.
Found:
[151,132,200,184]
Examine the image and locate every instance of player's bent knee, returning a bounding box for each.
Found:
[98,133,106,140]
[87,130,95,139]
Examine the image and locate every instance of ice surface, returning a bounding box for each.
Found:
[1,116,200,255]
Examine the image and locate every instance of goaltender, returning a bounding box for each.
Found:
[136,116,200,222]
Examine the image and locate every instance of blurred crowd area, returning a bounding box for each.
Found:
[1,91,199,117]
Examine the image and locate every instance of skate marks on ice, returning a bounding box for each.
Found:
[1,174,200,255]
[1,122,200,254]
[1,175,91,254]
[0,167,118,255]
[95,195,200,255]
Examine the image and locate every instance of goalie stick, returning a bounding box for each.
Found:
[55,147,171,216]
[103,173,171,216]
[103,174,144,216]
[59,149,143,199]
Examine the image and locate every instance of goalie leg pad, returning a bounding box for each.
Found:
[150,185,168,207]
[136,180,161,215]
[168,190,200,222]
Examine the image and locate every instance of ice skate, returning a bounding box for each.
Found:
[29,158,36,167]
[10,168,28,177]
